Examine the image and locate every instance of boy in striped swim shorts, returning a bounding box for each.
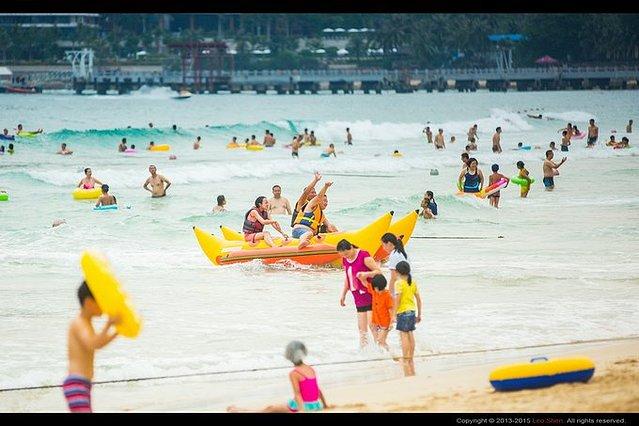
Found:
[64,281,120,412]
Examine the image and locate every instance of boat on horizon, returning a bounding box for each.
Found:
[173,90,192,99]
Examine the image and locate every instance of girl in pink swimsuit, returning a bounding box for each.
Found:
[337,239,382,348]
[77,167,103,190]
[227,341,328,413]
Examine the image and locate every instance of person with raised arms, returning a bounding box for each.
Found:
[291,181,337,249]
[290,172,321,229]
[542,150,567,191]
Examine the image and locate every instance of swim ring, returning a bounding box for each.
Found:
[94,204,118,211]
[0,134,15,141]
[149,144,170,151]
[511,176,536,186]
[246,144,264,151]
[392,152,403,158]
[0,192,8,201]
[80,251,142,338]
[572,132,586,140]
[489,356,595,391]
[16,131,40,138]
[73,187,102,200]
[226,143,246,149]
[518,146,532,151]
[124,148,137,154]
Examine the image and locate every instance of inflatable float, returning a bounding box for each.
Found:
[80,251,142,338]
[572,132,586,140]
[16,130,41,138]
[194,211,393,267]
[150,144,170,151]
[73,187,102,200]
[489,356,595,391]
[0,192,8,201]
[94,204,118,211]
[392,152,403,158]
[456,178,509,199]
[0,134,15,141]
[511,176,536,186]
[227,143,247,149]
[246,144,264,151]
[124,148,137,154]
[219,210,419,264]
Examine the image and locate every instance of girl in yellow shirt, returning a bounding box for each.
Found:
[394,261,422,377]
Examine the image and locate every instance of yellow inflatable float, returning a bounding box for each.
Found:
[227,143,247,149]
[194,212,393,266]
[80,251,142,338]
[150,144,170,151]
[489,356,595,391]
[73,187,102,200]
[246,144,264,151]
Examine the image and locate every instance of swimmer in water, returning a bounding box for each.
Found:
[487,164,509,209]
[57,143,73,155]
[434,129,446,150]
[118,138,127,152]
[95,184,117,207]
[516,161,532,198]
[212,195,227,213]
[78,168,103,189]
[542,150,567,191]
[193,136,202,150]
[147,141,155,150]
[321,144,336,158]
[143,165,171,198]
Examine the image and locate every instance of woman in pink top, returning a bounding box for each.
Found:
[227,341,329,413]
[337,239,382,348]
[77,167,103,189]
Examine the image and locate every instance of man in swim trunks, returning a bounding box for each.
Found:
[492,127,503,153]
[423,126,433,143]
[57,143,73,155]
[292,181,338,249]
[78,168,103,189]
[64,281,120,412]
[268,185,292,215]
[143,165,171,197]
[627,119,633,134]
[434,129,446,149]
[346,128,353,145]
[467,124,478,143]
[291,136,300,158]
[243,196,289,247]
[560,130,571,152]
[543,150,567,191]
[95,184,116,207]
[118,138,127,152]
[587,119,598,148]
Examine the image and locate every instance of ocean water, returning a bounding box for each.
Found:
[1,88,638,411]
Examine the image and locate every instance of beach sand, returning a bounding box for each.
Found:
[2,338,637,412]
[323,339,639,413]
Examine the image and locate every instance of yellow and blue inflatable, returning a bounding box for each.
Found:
[489,356,595,391]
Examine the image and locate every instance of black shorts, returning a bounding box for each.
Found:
[292,151,299,157]
[356,304,372,313]
[561,145,569,152]
[587,136,597,145]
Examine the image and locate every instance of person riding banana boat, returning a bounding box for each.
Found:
[291,181,338,249]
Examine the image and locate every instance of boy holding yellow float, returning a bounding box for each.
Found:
[65,281,121,412]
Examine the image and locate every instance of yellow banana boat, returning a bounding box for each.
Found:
[219,210,419,263]
[193,212,393,266]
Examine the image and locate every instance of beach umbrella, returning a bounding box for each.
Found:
[535,55,559,65]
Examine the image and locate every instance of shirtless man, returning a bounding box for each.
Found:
[492,127,503,153]
[434,129,446,150]
[587,119,598,148]
[193,136,202,150]
[228,136,240,147]
[143,165,171,198]
[57,143,73,155]
[467,124,478,143]
[627,119,633,133]
[346,128,353,145]
[291,136,300,158]
[118,138,127,152]
[268,185,292,215]
[423,126,433,144]
[248,135,261,146]
[309,131,317,146]
[542,150,567,191]
[302,128,310,144]
[560,130,571,152]
[95,184,117,207]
